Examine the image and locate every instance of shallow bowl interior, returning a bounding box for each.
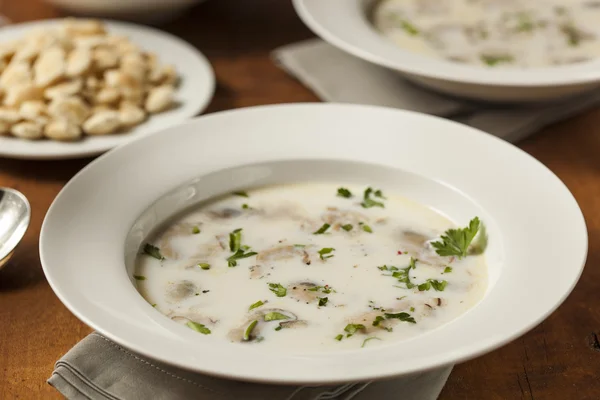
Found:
[40,103,587,384]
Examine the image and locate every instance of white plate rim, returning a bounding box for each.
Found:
[293,0,600,87]
[39,103,588,384]
[0,18,215,160]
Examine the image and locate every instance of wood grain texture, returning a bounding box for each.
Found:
[0,0,598,398]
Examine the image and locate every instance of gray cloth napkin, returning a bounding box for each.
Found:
[49,332,453,400]
[273,39,600,143]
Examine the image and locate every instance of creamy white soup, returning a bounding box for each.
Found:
[134,183,487,351]
[372,0,600,67]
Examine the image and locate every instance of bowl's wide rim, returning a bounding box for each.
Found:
[293,0,600,88]
[39,103,588,384]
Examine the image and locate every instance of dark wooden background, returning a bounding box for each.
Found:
[1,0,599,398]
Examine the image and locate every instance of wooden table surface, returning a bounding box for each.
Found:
[1,0,599,398]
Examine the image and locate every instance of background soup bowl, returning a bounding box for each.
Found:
[40,103,587,384]
[293,0,600,103]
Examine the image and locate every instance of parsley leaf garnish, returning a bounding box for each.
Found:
[384,312,416,324]
[318,297,328,307]
[198,263,210,270]
[318,247,335,260]
[431,217,480,259]
[337,187,352,198]
[264,312,290,321]
[307,285,334,294]
[243,320,258,341]
[341,224,353,231]
[133,275,146,280]
[361,187,385,208]
[344,323,366,337]
[361,224,373,233]
[233,191,249,197]
[143,243,164,260]
[227,249,258,267]
[268,283,287,297]
[335,334,344,341]
[229,228,242,252]
[186,321,211,334]
[372,315,385,327]
[192,226,200,234]
[443,266,453,274]
[313,223,331,235]
[249,300,265,311]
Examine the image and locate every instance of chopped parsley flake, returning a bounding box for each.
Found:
[192,226,200,234]
[268,283,287,297]
[293,244,306,248]
[337,187,352,198]
[378,265,398,272]
[318,247,335,260]
[391,259,417,289]
[307,285,334,294]
[384,312,416,324]
[275,326,282,331]
[243,320,258,341]
[480,54,514,66]
[361,224,373,233]
[400,19,419,35]
[344,323,366,337]
[335,334,344,341]
[431,217,480,259]
[143,243,164,260]
[242,204,250,210]
[361,187,385,208]
[444,266,453,274]
[429,279,448,291]
[341,224,353,231]
[361,337,382,348]
[418,281,431,291]
[233,191,249,197]
[133,275,146,281]
[372,315,385,327]
[313,223,331,235]
[249,300,265,311]
[318,297,328,307]
[264,312,290,322]
[410,307,415,312]
[151,303,157,308]
[198,263,210,270]
[229,228,242,252]
[227,249,258,267]
[186,321,211,334]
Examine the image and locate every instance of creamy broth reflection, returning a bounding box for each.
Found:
[134,183,487,351]
[372,0,600,67]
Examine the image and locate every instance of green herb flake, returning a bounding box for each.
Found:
[443,266,453,274]
[337,187,352,198]
[431,217,480,259]
[227,249,258,267]
[229,228,242,252]
[243,320,258,341]
[344,323,366,337]
[384,312,416,324]
[400,19,419,36]
[307,285,334,294]
[361,337,382,348]
[362,224,373,233]
[418,281,431,291]
[275,326,282,331]
[313,223,331,235]
[318,297,328,307]
[192,226,201,234]
[264,312,290,322]
[429,279,448,292]
[335,334,344,341]
[293,244,306,248]
[143,243,164,260]
[249,300,265,311]
[410,307,415,312]
[133,275,146,281]
[341,224,353,232]
[198,263,211,270]
[186,321,211,334]
[151,303,157,308]
[268,283,287,297]
[233,191,249,197]
[481,54,514,66]
[242,204,250,210]
[361,187,385,209]
[372,315,385,327]
[318,247,335,260]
